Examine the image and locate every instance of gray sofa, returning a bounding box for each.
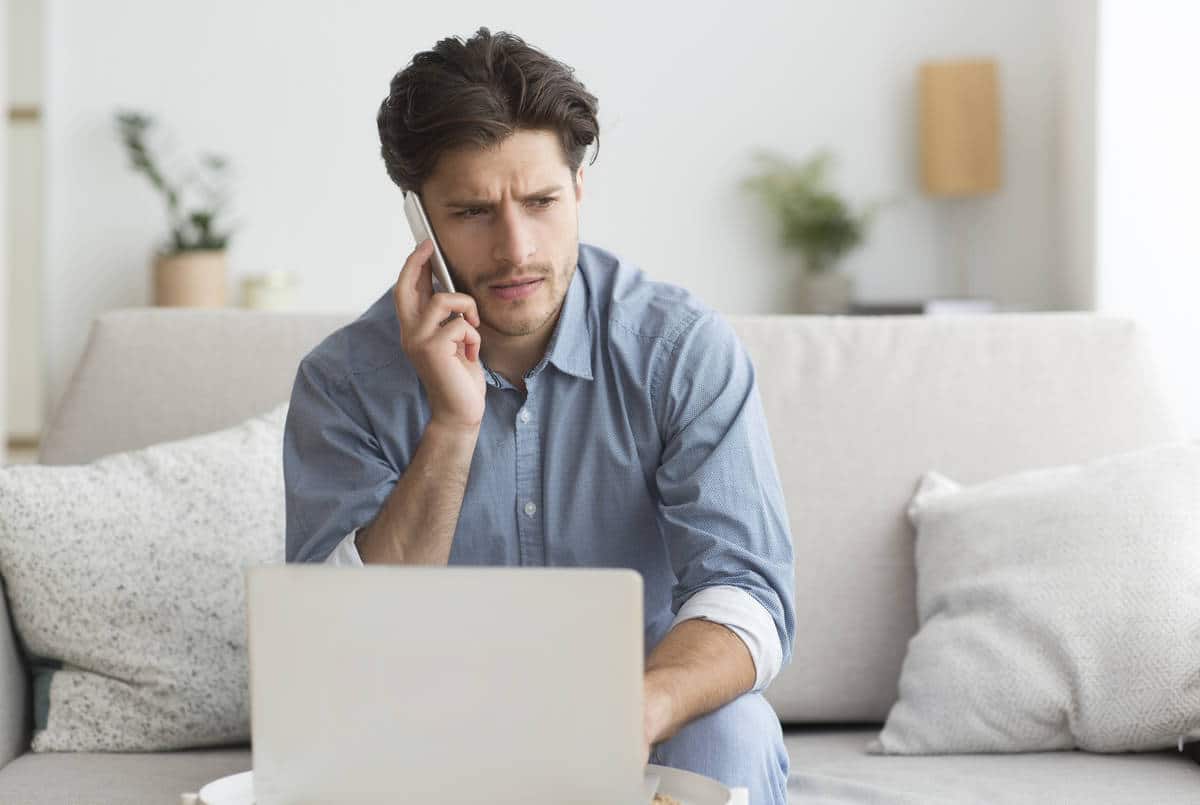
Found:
[0,308,1197,804]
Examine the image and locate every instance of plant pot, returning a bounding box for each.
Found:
[796,270,854,314]
[153,250,227,307]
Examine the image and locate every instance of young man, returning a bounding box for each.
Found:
[284,27,795,804]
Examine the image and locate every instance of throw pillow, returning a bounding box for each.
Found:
[868,439,1200,755]
[0,404,287,752]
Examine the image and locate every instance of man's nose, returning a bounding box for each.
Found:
[492,202,536,267]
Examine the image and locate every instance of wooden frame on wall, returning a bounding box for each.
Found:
[7,104,41,122]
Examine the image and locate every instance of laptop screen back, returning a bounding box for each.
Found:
[247,565,644,805]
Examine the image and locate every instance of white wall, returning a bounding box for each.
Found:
[6,0,42,441]
[1055,0,1097,310]
[43,0,1071,412]
[1095,0,1200,438]
[1,0,9,462]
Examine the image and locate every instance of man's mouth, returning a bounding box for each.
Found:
[490,277,544,301]
[492,277,542,288]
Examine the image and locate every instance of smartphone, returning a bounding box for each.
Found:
[403,191,456,294]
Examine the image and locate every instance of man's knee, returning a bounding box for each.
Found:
[651,691,788,800]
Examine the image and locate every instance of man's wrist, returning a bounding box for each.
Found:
[355,520,406,564]
[644,669,679,745]
[425,417,482,442]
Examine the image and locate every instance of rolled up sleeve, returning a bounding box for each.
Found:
[670,584,784,693]
[652,310,797,673]
[324,530,366,566]
[284,355,398,563]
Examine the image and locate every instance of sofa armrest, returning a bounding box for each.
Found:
[0,577,30,769]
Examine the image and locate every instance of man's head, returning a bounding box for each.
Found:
[377,28,599,342]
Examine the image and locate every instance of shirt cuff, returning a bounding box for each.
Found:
[669,585,783,694]
[324,530,365,566]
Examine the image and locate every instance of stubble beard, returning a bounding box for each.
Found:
[478,246,578,338]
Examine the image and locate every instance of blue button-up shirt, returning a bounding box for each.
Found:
[283,242,796,689]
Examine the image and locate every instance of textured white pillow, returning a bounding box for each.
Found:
[869,439,1200,755]
[0,404,287,752]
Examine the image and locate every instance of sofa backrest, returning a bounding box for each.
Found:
[733,313,1182,723]
[39,309,354,465]
[39,309,1184,724]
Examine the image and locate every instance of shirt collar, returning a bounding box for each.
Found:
[542,264,594,381]
[482,261,594,388]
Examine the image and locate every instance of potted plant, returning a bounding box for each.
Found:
[115,110,240,307]
[741,148,883,314]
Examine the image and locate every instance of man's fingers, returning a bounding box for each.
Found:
[415,293,481,339]
[399,239,433,297]
[413,249,434,307]
[394,239,435,327]
[463,321,481,363]
[433,315,480,357]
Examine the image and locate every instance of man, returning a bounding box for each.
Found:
[284,27,795,804]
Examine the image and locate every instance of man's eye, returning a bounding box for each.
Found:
[455,199,555,219]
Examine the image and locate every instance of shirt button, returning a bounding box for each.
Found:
[518,408,531,424]
[523,501,537,517]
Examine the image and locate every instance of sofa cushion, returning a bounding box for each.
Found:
[784,727,1200,804]
[869,440,1200,755]
[0,405,287,751]
[0,745,250,805]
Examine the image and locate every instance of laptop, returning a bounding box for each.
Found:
[246,564,649,804]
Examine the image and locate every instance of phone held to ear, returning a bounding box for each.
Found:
[403,191,456,294]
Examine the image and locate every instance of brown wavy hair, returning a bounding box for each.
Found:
[377,27,600,194]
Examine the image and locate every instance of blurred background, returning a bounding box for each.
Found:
[3,0,1198,463]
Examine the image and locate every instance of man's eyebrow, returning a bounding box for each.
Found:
[443,185,564,208]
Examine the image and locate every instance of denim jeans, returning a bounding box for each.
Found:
[650,691,790,805]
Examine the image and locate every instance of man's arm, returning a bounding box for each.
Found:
[286,239,485,563]
[647,309,797,738]
[284,358,480,565]
[643,618,756,746]
[355,420,479,564]
[287,356,480,566]
[356,239,487,564]
[669,585,785,694]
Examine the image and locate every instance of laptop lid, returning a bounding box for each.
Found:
[247,565,645,805]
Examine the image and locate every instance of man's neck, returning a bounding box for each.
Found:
[479,319,558,390]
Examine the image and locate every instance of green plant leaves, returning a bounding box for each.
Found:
[113,108,237,255]
[741,148,880,273]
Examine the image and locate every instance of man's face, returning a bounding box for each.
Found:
[419,128,584,340]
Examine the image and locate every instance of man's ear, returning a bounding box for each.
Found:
[574,166,584,205]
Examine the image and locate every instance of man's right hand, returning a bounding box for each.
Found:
[393,238,486,431]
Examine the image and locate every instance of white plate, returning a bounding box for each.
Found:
[647,763,734,804]
[192,766,731,805]
[197,770,253,805]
